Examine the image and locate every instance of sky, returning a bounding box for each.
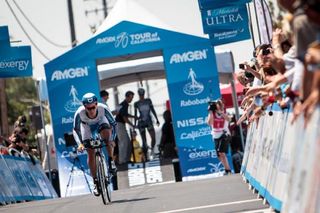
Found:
[0,0,116,79]
[0,0,268,80]
[0,0,280,145]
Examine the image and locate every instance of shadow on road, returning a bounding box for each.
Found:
[112,197,154,204]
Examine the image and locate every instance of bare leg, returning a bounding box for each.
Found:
[147,128,156,150]
[100,128,115,159]
[219,152,231,170]
[87,149,96,178]
[139,127,148,157]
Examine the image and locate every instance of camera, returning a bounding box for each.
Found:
[262,48,271,55]
[12,134,22,144]
[208,101,217,111]
[239,64,245,69]
[64,133,78,147]
[244,71,254,79]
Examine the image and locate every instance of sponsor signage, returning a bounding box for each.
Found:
[45,61,99,197]
[0,26,32,78]
[201,4,251,45]
[45,21,229,193]
[198,0,251,10]
[163,43,223,178]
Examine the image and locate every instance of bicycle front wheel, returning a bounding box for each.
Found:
[104,159,112,202]
[96,153,109,204]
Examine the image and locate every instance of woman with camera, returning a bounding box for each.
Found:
[207,100,232,175]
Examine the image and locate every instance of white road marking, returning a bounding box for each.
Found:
[238,208,274,213]
[156,198,262,213]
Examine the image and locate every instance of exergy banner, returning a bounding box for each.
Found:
[45,60,99,197]
[163,43,224,179]
[201,4,251,45]
[0,26,32,78]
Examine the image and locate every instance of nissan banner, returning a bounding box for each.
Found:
[163,43,227,179]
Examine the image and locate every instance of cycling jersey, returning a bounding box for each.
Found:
[73,103,117,144]
[134,98,156,127]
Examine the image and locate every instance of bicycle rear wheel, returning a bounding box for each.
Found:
[96,153,109,205]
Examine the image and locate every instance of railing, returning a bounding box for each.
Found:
[0,145,58,205]
[241,105,320,212]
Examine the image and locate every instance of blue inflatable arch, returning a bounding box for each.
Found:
[45,21,222,196]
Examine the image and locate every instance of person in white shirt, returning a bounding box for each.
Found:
[207,99,232,175]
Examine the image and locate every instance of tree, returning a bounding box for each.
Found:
[5,78,38,149]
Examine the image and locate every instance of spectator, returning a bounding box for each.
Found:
[207,100,232,175]
[100,89,118,116]
[159,110,177,159]
[115,91,136,164]
[14,115,27,129]
[8,126,29,156]
[100,90,109,106]
[134,88,160,160]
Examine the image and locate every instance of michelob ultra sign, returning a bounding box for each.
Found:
[200,4,251,45]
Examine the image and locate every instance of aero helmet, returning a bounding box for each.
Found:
[137,88,145,96]
[82,93,98,105]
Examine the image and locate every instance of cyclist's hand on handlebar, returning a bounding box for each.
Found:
[77,143,85,152]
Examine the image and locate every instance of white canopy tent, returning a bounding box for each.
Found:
[95,0,235,89]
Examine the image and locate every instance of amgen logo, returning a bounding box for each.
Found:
[169,49,208,64]
[51,67,89,81]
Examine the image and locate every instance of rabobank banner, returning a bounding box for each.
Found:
[163,43,223,179]
[45,61,99,197]
[0,26,32,78]
[201,4,251,45]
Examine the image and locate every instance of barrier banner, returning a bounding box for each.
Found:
[23,159,52,198]
[4,156,43,199]
[0,156,16,203]
[163,43,231,179]
[34,163,58,198]
[242,106,320,212]
[198,0,251,10]
[0,26,32,78]
[201,4,251,45]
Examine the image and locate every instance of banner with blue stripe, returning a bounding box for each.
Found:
[201,4,251,45]
[198,0,251,10]
[163,42,225,178]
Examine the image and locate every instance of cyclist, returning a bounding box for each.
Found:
[73,92,117,196]
[134,88,160,160]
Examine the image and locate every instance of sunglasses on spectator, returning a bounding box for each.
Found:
[85,106,96,111]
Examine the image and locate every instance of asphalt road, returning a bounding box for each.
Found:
[0,174,273,213]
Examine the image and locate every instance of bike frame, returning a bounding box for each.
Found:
[87,139,112,205]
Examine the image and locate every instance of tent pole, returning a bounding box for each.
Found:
[36,80,52,182]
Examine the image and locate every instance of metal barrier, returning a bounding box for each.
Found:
[0,145,58,205]
[241,106,320,212]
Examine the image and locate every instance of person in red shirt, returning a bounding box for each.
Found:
[207,99,232,175]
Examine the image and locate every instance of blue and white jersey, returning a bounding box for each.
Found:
[73,103,116,143]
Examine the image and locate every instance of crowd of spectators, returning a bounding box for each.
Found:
[235,0,320,128]
[0,115,37,163]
